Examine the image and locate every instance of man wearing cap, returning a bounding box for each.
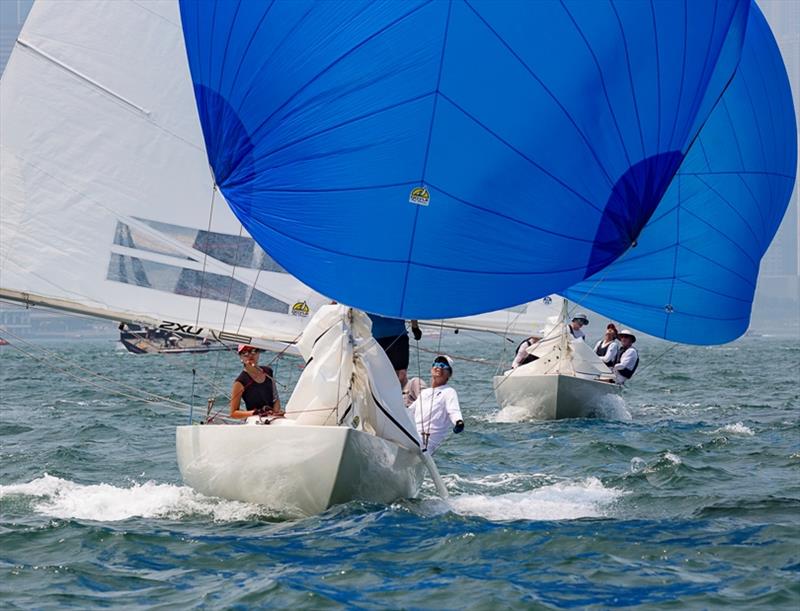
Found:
[613,331,639,384]
[406,355,464,454]
[569,313,589,340]
[229,344,281,419]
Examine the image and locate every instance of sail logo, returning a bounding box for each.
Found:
[159,321,204,336]
[292,301,310,317]
[409,187,430,206]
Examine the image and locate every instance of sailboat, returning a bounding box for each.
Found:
[176,0,794,425]
[0,0,450,514]
[493,299,622,420]
[2,0,795,512]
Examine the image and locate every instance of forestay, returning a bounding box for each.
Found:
[179,0,750,320]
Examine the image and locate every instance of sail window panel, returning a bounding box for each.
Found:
[106,255,288,314]
[128,218,286,272]
[113,221,196,261]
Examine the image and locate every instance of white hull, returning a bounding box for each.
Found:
[493,373,621,420]
[176,422,426,515]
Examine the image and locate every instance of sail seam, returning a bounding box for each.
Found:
[398,0,452,314]
[435,94,605,215]
[464,1,618,192]
[242,1,434,145]
[16,39,150,116]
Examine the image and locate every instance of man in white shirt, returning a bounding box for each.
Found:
[613,330,640,384]
[407,355,464,453]
[569,313,589,340]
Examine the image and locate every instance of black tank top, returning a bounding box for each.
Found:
[236,366,276,411]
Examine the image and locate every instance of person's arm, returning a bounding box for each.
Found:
[605,342,619,365]
[445,389,464,433]
[230,380,255,419]
[271,379,282,414]
[511,340,530,368]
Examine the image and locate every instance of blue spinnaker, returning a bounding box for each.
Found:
[179,0,749,319]
[564,4,797,345]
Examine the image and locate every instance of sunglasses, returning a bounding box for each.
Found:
[432,362,451,370]
[240,350,259,356]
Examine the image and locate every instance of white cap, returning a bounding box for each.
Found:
[617,330,636,343]
[433,354,454,375]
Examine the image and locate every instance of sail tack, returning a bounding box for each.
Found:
[564,5,798,345]
[179,0,751,319]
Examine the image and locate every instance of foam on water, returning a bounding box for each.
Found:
[489,394,631,423]
[426,474,623,521]
[450,477,622,521]
[711,422,755,436]
[0,474,263,522]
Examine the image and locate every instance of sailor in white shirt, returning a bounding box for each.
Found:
[594,323,621,367]
[569,313,589,341]
[407,355,464,453]
[613,330,640,384]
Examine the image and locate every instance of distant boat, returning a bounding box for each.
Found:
[0,338,8,346]
[118,323,226,355]
[494,300,621,420]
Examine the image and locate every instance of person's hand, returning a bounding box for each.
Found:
[453,420,464,434]
[412,326,422,341]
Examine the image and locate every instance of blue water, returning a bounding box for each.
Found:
[1,335,798,608]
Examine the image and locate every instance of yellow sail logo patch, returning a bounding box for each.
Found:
[409,186,430,206]
[291,301,310,317]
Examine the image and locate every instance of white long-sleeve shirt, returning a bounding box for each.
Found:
[408,384,462,453]
[594,339,620,365]
[613,346,639,384]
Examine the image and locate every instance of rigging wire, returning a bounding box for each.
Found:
[0,327,195,411]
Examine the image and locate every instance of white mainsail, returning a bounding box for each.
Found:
[0,0,326,347]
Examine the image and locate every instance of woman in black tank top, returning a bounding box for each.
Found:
[229,345,282,419]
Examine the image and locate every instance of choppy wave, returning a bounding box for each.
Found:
[0,474,263,522]
[711,422,755,436]
[446,476,623,521]
[418,473,624,521]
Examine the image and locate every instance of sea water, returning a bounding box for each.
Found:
[0,334,798,609]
